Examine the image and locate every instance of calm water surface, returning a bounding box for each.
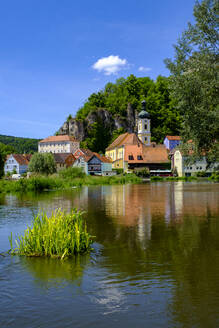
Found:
[0,182,219,328]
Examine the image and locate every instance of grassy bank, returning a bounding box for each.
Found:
[0,172,141,193]
[9,209,93,258]
[150,176,198,182]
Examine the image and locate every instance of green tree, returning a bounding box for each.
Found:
[0,142,15,178]
[165,0,219,162]
[0,152,4,178]
[28,153,56,175]
[0,135,39,153]
[80,119,111,153]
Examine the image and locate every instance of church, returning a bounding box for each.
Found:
[105,101,170,173]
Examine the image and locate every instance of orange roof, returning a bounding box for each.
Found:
[124,144,169,164]
[166,136,181,141]
[106,133,143,151]
[93,152,112,163]
[74,148,94,158]
[39,135,78,143]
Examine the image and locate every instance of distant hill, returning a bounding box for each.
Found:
[0,135,40,154]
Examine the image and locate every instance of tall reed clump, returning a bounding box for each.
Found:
[9,209,93,259]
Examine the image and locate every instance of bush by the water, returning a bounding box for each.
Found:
[134,168,150,178]
[209,171,219,182]
[58,167,85,179]
[9,209,93,259]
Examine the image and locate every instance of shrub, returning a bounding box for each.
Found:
[58,167,85,179]
[9,209,93,258]
[196,171,207,177]
[28,153,56,175]
[209,171,219,182]
[150,176,164,181]
[112,168,123,175]
[134,168,150,178]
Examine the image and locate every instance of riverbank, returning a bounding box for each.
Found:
[0,171,217,194]
[0,173,142,193]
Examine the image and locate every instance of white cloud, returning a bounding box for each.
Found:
[138,66,152,72]
[92,55,128,75]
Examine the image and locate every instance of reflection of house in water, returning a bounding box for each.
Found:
[102,182,219,241]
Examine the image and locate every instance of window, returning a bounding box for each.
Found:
[128,155,134,160]
[200,167,202,170]
[137,155,143,160]
[144,124,147,130]
[145,137,147,141]
[190,167,192,170]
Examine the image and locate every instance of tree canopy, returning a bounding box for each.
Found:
[165,0,219,162]
[0,135,39,154]
[74,74,182,151]
[0,142,16,178]
[28,153,56,175]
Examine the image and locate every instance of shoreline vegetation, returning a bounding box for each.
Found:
[9,209,93,258]
[0,171,218,194]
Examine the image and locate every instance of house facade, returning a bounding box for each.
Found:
[73,152,113,176]
[164,136,181,151]
[4,154,32,175]
[123,144,170,173]
[105,133,144,170]
[53,153,76,171]
[173,149,218,177]
[38,135,79,154]
[73,155,89,174]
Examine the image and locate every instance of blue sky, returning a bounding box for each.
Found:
[0,0,196,139]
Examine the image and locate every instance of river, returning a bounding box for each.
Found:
[0,181,219,327]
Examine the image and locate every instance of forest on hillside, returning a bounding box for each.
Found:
[0,135,39,154]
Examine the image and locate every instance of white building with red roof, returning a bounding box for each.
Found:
[38,135,79,154]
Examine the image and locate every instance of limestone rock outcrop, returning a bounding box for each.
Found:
[58,103,136,141]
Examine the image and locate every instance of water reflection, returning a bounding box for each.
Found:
[21,254,90,288]
[0,182,219,327]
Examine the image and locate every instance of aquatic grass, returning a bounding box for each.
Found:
[9,209,93,259]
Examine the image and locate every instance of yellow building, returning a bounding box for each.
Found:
[105,133,143,170]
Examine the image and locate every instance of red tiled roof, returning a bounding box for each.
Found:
[166,136,181,141]
[106,133,143,151]
[124,144,169,164]
[93,152,112,163]
[11,154,32,165]
[39,135,78,143]
[74,148,94,158]
[53,153,76,164]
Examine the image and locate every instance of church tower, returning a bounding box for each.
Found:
[137,100,151,146]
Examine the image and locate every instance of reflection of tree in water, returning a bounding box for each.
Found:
[21,254,91,288]
[95,212,219,327]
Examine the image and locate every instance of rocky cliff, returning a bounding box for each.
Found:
[58,103,137,141]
